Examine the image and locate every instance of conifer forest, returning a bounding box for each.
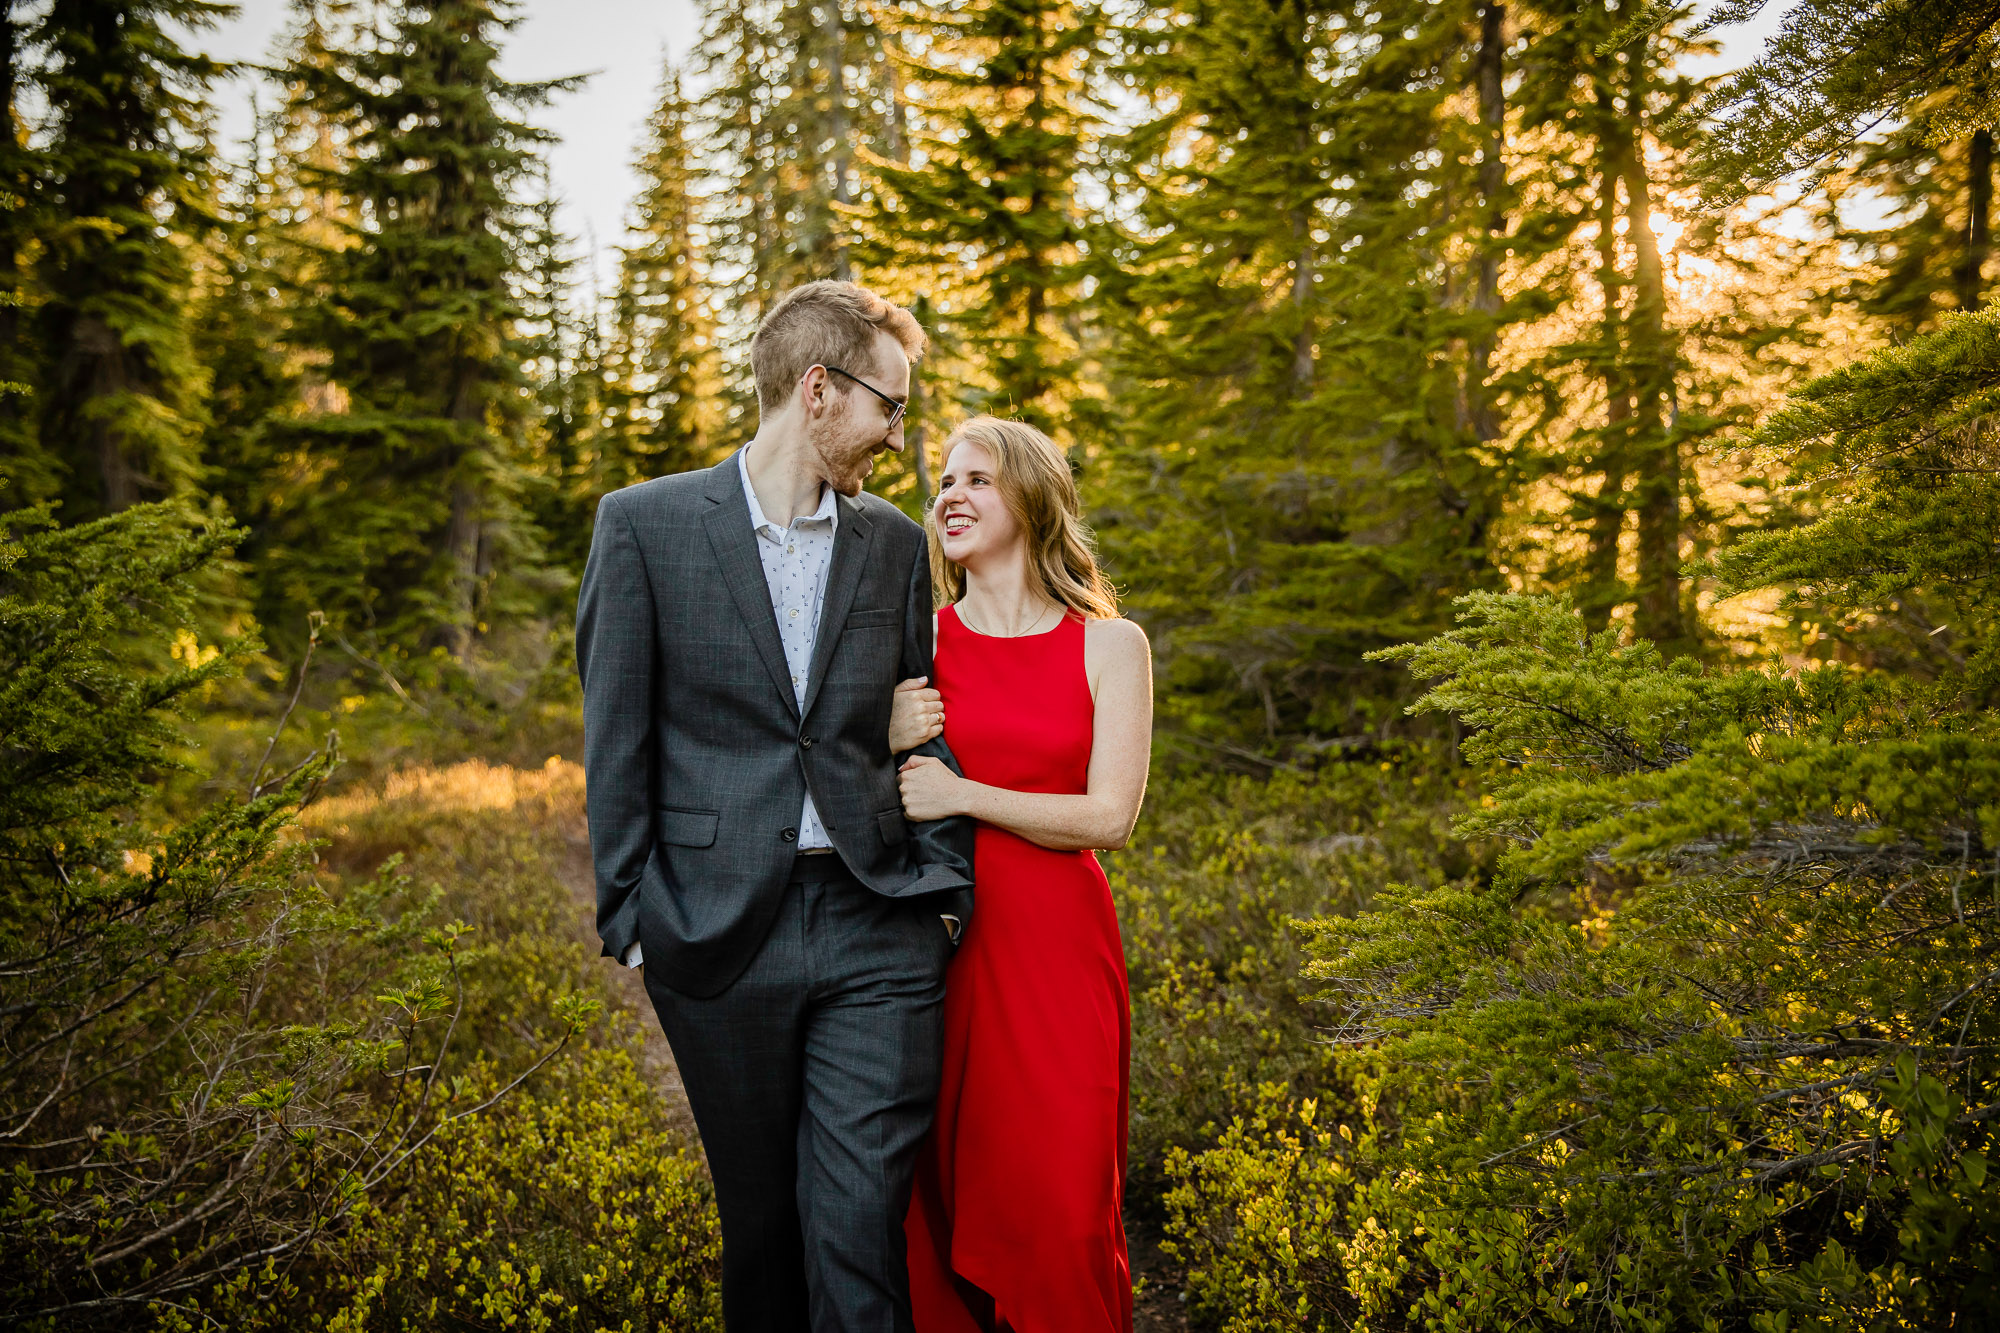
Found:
[5,0,2000,1327]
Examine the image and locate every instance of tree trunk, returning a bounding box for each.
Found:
[883,26,929,501]
[1288,123,1317,397]
[882,28,909,167]
[823,4,854,282]
[444,364,485,660]
[1611,44,1684,650]
[909,365,933,500]
[1956,128,1992,312]
[1582,106,1631,634]
[1289,231,1316,395]
[1463,1,1507,445]
[0,5,21,420]
[68,316,144,512]
[445,480,481,660]
[41,3,165,516]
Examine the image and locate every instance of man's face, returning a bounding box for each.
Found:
[807,330,910,498]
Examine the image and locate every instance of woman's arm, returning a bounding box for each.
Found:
[897,618,1152,851]
[886,613,949,753]
[888,676,945,753]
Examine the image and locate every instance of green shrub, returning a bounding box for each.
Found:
[142,756,722,1331]
[1162,311,2000,1333]
[1160,1089,1366,1331]
[1168,595,2000,1332]
[0,508,607,1328]
[1111,757,1479,1198]
[175,1044,720,1333]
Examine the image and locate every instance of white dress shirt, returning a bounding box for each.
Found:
[739,448,840,850]
[624,449,841,969]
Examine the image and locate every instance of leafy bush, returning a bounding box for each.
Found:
[173,756,723,1332]
[0,508,614,1328]
[1168,601,2000,1331]
[1163,310,2000,1332]
[1111,757,1479,1199]
[178,1046,720,1333]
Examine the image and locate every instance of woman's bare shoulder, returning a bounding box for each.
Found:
[1083,616,1151,682]
[1085,615,1150,652]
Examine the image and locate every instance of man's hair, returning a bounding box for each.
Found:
[751,280,926,413]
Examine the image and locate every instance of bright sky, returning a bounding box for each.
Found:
[199,1,1794,289]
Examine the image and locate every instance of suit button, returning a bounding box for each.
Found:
[800,736,816,749]
[781,827,798,842]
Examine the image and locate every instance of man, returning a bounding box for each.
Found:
[575,280,975,1331]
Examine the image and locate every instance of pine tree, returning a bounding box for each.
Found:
[598,62,716,499]
[191,105,309,643]
[1690,0,2000,207]
[1552,0,1698,645]
[1260,12,2000,1322]
[173,3,368,653]
[0,8,36,502]
[1693,0,2000,678]
[692,0,899,444]
[515,181,599,572]
[1744,0,2000,337]
[858,0,1099,434]
[1494,0,1781,653]
[269,0,578,663]
[21,0,231,517]
[1090,0,1516,751]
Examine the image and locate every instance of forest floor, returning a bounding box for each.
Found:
[548,791,1190,1329]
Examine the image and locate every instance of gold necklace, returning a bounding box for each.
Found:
[958,600,1059,638]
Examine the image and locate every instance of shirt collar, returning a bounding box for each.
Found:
[739,447,838,539]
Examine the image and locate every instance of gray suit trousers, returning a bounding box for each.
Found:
[645,854,952,1332]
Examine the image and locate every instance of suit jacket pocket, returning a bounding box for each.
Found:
[876,806,910,847]
[845,607,897,630]
[656,806,720,848]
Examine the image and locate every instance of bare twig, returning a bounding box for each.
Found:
[250,611,323,799]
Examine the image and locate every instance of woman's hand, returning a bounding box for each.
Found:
[889,676,945,753]
[898,755,967,822]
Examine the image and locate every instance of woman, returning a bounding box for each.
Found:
[889,415,1152,1333]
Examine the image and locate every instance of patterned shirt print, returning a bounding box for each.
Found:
[739,448,839,850]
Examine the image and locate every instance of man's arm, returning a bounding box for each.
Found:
[576,492,657,963]
[899,537,976,925]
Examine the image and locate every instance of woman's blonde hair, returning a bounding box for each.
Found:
[926,416,1119,619]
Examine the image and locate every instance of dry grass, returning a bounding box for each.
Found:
[302,755,586,876]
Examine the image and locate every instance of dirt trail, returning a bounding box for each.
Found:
[554,824,699,1141]
[1129,1219,1194,1331]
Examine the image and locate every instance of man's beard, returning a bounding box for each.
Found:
[808,408,877,498]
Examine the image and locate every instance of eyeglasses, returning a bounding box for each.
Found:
[822,365,908,431]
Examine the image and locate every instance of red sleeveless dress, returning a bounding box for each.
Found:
[905,606,1133,1333]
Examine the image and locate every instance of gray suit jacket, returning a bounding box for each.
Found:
[575,451,976,998]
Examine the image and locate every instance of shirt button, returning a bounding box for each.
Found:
[781,827,798,843]
[787,544,795,554]
[789,608,800,619]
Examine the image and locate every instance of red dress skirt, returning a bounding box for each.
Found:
[905,607,1133,1332]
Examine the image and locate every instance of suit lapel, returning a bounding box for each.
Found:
[800,491,874,720]
[701,452,800,719]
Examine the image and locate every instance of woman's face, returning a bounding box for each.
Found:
[936,440,1023,570]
